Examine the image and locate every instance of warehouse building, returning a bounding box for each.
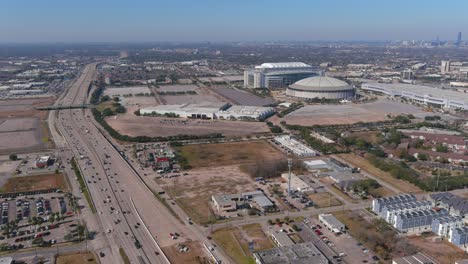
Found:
[253,242,328,264]
[361,82,468,110]
[372,194,417,214]
[318,214,346,233]
[211,194,237,212]
[244,62,317,89]
[286,76,355,100]
[216,105,275,121]
[274,135,317,157]
[449,226,468,248]
[380,201,433,224]
[394,209,448,233]
[431,215,463,238]
[140,102,229,119]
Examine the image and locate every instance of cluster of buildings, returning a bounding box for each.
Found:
[134,144,175,171]
[253,242,328,264]
[211,190,275,215]
[372,193,468,250]
[273,135,317,157]
[361,82,468,110]
[139,102,275,121]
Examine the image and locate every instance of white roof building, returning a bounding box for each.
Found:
[274,135,317,157]
[281,173,313,193]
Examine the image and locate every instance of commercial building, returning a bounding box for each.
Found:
[35,155,51,168]
[286,76,355,100]
[372,194,417,214]
[441,61,452,74]
[280,173,313,193]
[394,209,448,233]
[211,191,275,214]
[361,82,468,110]
[244,62,317,89]
[212,194,237,212]
[401,70,414,80]
[392,253,436,264]
[431,215,463,238]
[253,242,328,264]
[273,135,317,157]
[269,230,295,247]
[140,102,229,119]
[216,105,275,121]
[318,214,345,233]
[449,226,468,247]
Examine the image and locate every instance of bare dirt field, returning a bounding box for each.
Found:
[335,153,422,193]
[212,223,274,264]
[106,114,270,137]
[284,99,425,126]
[176,140,284,168]
[409,235,466,264]
[162,241,211,264]
[0,173,67,193]
[0,98,54,153]
[157,165,256,224]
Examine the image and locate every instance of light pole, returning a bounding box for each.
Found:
[287,158,292,197]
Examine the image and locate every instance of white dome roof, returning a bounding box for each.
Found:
[289,76,352,91]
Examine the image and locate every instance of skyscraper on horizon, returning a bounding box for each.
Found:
[456,32,462,46]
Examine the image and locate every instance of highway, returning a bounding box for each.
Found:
[50,63,231,264]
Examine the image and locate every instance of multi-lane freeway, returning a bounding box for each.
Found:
[48,63,232,264]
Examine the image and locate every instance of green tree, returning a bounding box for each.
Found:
[9,154,18,161]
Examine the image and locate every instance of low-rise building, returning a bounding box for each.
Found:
[216,105,275,121]
[281,173,313,193]
[211,194,237,212]
[381,201,433,224]
[253,242,328,264]
[394,209,448,233]
[211,191,275,214]
[269,230,295,247]
[431,215,463,238]
[274,135,317,157]
[318,214,345,233]
[35,155,51,168]
[429,192,468,222]
[372,194,417,214]
[449,226,468,248]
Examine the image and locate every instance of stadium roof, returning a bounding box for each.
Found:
[257,62,311,69]
[289,76,353,92]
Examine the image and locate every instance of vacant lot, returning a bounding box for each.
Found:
[213,224,274,264]
[335,153,422,193]
[158,165,255,224]
[409,235,466,264]
[103,86,152,96]
[107,114,270,137]
[0,173,67,193]
[56,252,98,264]
[285,99,425,126]
[162,241,211,264]
[157,84,199,92]
[176,140,284,168]
[308,192,342,208]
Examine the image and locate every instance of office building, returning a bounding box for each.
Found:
[441,61,451,74]
[269,230,295,247]
[318,214,346,233]
[401,69,414,80]
[244,62,317,89]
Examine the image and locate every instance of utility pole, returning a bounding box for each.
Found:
[287,158,292,196]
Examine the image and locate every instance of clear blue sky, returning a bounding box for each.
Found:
[2,0,467,43]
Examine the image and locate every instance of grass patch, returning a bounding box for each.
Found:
[213,224,274,264]
[119,248,131,264]
[70,158,96,213]
[56,252,98,264]
[175,140,283,169]
[308,192,342,208]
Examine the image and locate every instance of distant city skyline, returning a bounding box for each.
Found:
[2,0,468,43]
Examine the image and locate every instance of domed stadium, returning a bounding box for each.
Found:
[286,76,355,99]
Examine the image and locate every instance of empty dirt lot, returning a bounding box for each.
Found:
[106,114,270,137]
[409,235,466,264]
[162,241,211,264]
[157,165,256,224]
[0,173,67,193]
[284,99,425,126]
[56,252,98,264]
[176,140,284,168]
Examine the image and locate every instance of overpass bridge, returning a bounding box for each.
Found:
[35,104,95,111]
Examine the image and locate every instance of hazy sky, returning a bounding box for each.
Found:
[2,0,467,43]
